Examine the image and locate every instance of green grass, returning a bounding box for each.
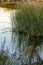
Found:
[14,3,43,35]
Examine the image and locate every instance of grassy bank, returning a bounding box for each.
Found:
[0,2,43,10]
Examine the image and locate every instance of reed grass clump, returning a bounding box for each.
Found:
[15,4,43,35]
[11,3,43,65]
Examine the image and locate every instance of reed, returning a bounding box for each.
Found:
[15,4,43,36]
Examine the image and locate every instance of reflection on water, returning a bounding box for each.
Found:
[0,7,12,54]
[0,7,43,65]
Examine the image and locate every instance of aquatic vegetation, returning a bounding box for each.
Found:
[0,55,8,65]
[15,5,43,35]
[0,1,43,65]
[0,43,15,65]
[11,3,43,65]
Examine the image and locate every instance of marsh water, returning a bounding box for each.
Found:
[0,7,43,64]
